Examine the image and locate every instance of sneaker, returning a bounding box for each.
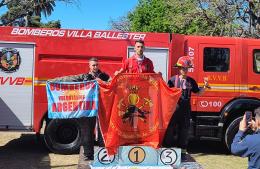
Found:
[181,153,188,162]
[181,152,193,162]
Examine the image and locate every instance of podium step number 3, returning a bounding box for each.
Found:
[159,148,180,166]
[92,146,181,167]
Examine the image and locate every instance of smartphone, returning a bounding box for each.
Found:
[245,111,252,126]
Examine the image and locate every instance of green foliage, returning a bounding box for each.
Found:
[41,20,61,28]
[127,0,171,33]
[26,15,61,28]
[1,0,31,25]
[0,0,73,28]
[112,0,260,38]
[165,0,207,35]
[28,15,41,27]
[112,0,210,34]
[33,0,56,17]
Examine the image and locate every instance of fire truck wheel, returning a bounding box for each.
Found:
[44,119,81,154]
[224,116,243,151]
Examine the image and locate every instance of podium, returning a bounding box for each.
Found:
[92,146,181,168]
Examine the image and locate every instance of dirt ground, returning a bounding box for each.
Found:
[0,131,247,169]
[0,132,78,169]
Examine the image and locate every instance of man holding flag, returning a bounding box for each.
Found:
[50,57,110,161]
[114,39,155,74]
[98,40,181,155]
[163,56,210,160]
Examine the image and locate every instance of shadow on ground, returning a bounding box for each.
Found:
[0,133,51,169]
[188,139,229,156]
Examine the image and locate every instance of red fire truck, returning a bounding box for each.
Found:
[0,26,259,154]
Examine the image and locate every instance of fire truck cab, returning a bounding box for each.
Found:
[0,26,259,154]
[178,35,260,148]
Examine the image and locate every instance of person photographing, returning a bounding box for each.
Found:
[231,107,260,169]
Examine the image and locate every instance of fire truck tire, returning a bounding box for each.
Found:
[224,116,243,151]
[44,119,81,154]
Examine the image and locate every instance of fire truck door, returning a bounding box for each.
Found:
[0,42,35,130]
[128,47,169,81]
[247,47,260,98]
[196,44,236,112]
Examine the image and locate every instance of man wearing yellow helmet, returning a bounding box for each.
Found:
[163,56,210,161]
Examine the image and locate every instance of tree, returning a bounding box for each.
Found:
[128,0,171,33]
[194,0,260,37]
[0,0,76,28]
[111,0,171,32]
[111,0,260,38]
[110,16,131,32]
[165,0,208,35]
[33,0,56,17]
[110,0,209,34]
[0,0,11,8]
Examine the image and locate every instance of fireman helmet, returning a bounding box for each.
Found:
[175,56,193,68]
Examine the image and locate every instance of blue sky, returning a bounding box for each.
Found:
[0,0,138,30]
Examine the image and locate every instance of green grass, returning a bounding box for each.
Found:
[192,153,247,169]
[188,140,248,169]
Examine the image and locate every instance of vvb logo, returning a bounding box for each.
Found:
[0,48,21,73]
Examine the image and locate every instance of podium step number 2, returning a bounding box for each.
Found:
[92,146,181,167]
[94,147,117,166]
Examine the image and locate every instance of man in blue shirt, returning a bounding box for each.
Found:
[231,107,260,169]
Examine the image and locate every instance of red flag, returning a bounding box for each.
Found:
[98,73,181,155]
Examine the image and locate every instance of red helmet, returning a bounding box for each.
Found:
[175,56,193,68]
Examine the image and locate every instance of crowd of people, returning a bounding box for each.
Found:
[51,39,260,168]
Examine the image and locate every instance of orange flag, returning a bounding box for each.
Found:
[98,73,181,155]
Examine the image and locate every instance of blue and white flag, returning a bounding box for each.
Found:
[46,80,99,119]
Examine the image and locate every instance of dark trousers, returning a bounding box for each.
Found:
[79,117,96,158]
[97,121,105,147]
[163,100,191,150]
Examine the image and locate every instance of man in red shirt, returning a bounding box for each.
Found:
[115,40,155,74]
